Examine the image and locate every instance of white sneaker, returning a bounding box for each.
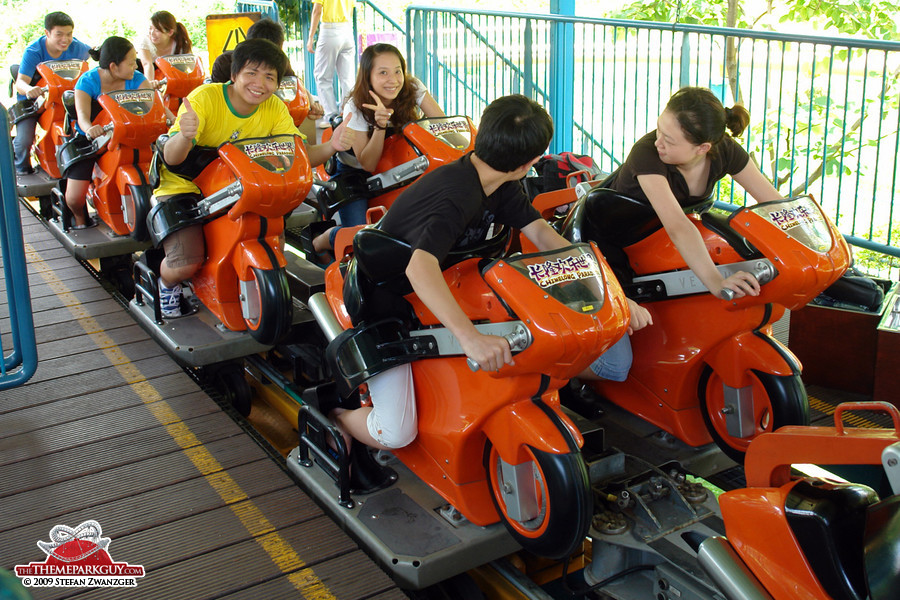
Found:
[159,283,182,318]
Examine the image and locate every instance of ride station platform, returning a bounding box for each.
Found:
[0,203,406,600]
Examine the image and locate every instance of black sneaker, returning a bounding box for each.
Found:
[16,166,34,175]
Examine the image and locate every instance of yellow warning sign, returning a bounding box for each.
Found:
[206,13,260,65]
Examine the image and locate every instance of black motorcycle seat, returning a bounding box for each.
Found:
[785,479,879,600]
[9,64,18,97]
[863,493,900,600]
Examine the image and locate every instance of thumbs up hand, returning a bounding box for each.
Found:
[179,97,199,141]
[330,112,355,152]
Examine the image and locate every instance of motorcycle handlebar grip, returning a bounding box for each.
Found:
[466,326,531,372]
[720,261,776,301]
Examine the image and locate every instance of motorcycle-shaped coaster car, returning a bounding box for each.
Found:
[562,189,850,462]
[305,116,477,258]
[287,230,630,587]
[48,88,169,254]
[11,59,88,209]
[274,75,310,126]
[575,401,900,599]
[152,54,205,116]
[131,134,312,405]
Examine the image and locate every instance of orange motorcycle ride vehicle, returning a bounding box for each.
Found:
[136,133,312,348]
[296,230,630,561]
[307,115,477,256]
[273,75,310,126]
[152,53,205,115]
[559,188,850,461]
[713,401,900,600]
[51,88,169,240]
[578,401,900,599]
[10,59,88,212]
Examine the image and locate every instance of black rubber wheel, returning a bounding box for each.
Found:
[213,363,253,417]
[699,366,809,463]
[243,266,292,345]
[38,195,53,220]
[124,183,152,242]
[485,442,591,560]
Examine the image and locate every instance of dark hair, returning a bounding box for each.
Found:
[150,10,192,55]
[210,51,233,84]
[89,36,135,71]
[231,38,287,83]
[247,18,285,47]
[44,11,74,31]
[474,94,553,172]
[665,87,750,156]
[348,43,419,129]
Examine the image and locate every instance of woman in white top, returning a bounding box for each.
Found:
[137,11,192,81]
[313,43,444,255]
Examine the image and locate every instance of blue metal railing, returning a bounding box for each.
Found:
[0,109,37,390]
[404,7,900,273]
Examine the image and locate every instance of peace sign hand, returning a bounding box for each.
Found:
[361,91,393,129]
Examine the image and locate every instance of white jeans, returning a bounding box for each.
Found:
[313,23,356,118]
[366,363,417,449]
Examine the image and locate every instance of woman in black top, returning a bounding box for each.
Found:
[608,87,781,299]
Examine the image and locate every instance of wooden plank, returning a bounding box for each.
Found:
[0,410,242,494]
[19,339,169,384]
[0,355,187,410]
[110,487,327,572]
[31,325,151,361]
[0,460,294,572]
[0,390,223,462]
[71,522,368,600]
[0,436,266,532]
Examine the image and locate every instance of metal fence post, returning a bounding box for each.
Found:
[549,0,575,153]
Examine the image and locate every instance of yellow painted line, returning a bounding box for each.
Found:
[808,394,886,429]
[25,242,337,600]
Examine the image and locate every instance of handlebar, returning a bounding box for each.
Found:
[466,324,531,372]
[720,260,776,301]
[86,123,114,141]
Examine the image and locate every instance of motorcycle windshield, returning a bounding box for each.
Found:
[232,135,297,174]
[106,89,156,116]
[158,54,200,73]
[748,196,834,253]
[417,116,473,151]
[45,60,84,80]
[504,243,607,314]
[274,76,298,102]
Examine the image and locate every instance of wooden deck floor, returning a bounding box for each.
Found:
[0,204,407,600]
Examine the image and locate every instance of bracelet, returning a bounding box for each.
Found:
[373,124,386,131]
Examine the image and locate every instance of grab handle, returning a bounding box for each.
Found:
[720,260,776,301]
[467,324,531,372]
[834,401,900,435]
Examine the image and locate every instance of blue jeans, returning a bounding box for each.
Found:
[13,115,38,172]
[327,161,370,248]
[588,334,633,382]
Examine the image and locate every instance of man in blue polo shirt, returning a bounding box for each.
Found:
[13,11,92,175]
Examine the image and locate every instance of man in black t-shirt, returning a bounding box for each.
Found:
[332,95,652,451]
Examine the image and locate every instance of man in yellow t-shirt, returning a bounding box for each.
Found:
[306,0,355,127]
[153,38,353,317]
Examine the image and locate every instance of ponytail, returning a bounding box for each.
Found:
[724,105,750,138]
[172,21,192,55]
